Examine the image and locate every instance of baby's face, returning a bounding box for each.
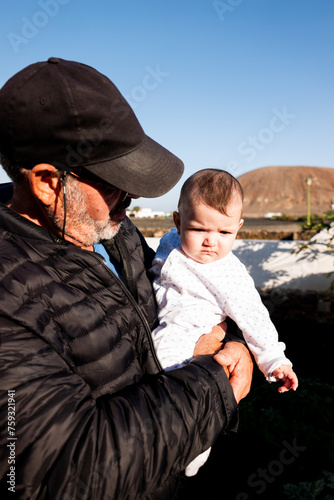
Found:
[174,196,243,264]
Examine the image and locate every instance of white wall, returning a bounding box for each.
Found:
[146,229,334,293]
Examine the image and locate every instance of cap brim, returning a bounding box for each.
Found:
[82,136,184,198]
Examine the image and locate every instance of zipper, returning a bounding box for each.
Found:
[89,251,163,372]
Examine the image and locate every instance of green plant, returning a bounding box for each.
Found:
[324,210,334,221]
[283,470,334,500]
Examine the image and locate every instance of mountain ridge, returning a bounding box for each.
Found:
[237,166,334,216]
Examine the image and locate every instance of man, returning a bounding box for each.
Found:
[0,58,252,499]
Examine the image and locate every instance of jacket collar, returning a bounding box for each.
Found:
[0,182,14,204]
[0,182,64,243]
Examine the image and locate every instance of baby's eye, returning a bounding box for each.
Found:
[220,231,230,235]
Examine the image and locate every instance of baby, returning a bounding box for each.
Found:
[150,168,298,476]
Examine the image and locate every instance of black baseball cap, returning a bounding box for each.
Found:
[0,57,184,197]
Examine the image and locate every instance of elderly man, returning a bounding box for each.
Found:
[0,58,252,499]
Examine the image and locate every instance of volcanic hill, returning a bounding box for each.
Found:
[238,166,334,217]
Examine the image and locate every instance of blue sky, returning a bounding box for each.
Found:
[1,0,333,212]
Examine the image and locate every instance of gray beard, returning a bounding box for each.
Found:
[46,177,121,246]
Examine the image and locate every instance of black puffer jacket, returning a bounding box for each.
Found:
[0,188,238,500]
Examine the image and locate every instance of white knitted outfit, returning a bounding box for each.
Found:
[150,229,292,476]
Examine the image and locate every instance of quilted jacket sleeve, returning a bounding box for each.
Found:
[0,318,238,500]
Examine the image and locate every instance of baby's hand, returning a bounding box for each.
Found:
[272,364,299,393]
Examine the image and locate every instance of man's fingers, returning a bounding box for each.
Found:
[216,342,253,403]
[213,350,234,368]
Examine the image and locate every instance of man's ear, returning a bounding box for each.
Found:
[29,164,61,206]
[173,211,181,234]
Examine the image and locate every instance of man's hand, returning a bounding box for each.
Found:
[193,322,227,357]
[193,322,230,377]
[214,342,253,403]
[193,326,253,402]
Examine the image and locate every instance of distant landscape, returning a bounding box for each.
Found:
[131,216,312,240]
[238,165,334,216]
[131,166,333,241]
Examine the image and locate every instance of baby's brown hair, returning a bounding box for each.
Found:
[178,169,244,216]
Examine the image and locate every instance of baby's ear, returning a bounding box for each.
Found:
[173,211,181,234]
[238,218,244,230]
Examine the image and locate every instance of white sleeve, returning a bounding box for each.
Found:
[150,229,180,281]
[220,259,292,380]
